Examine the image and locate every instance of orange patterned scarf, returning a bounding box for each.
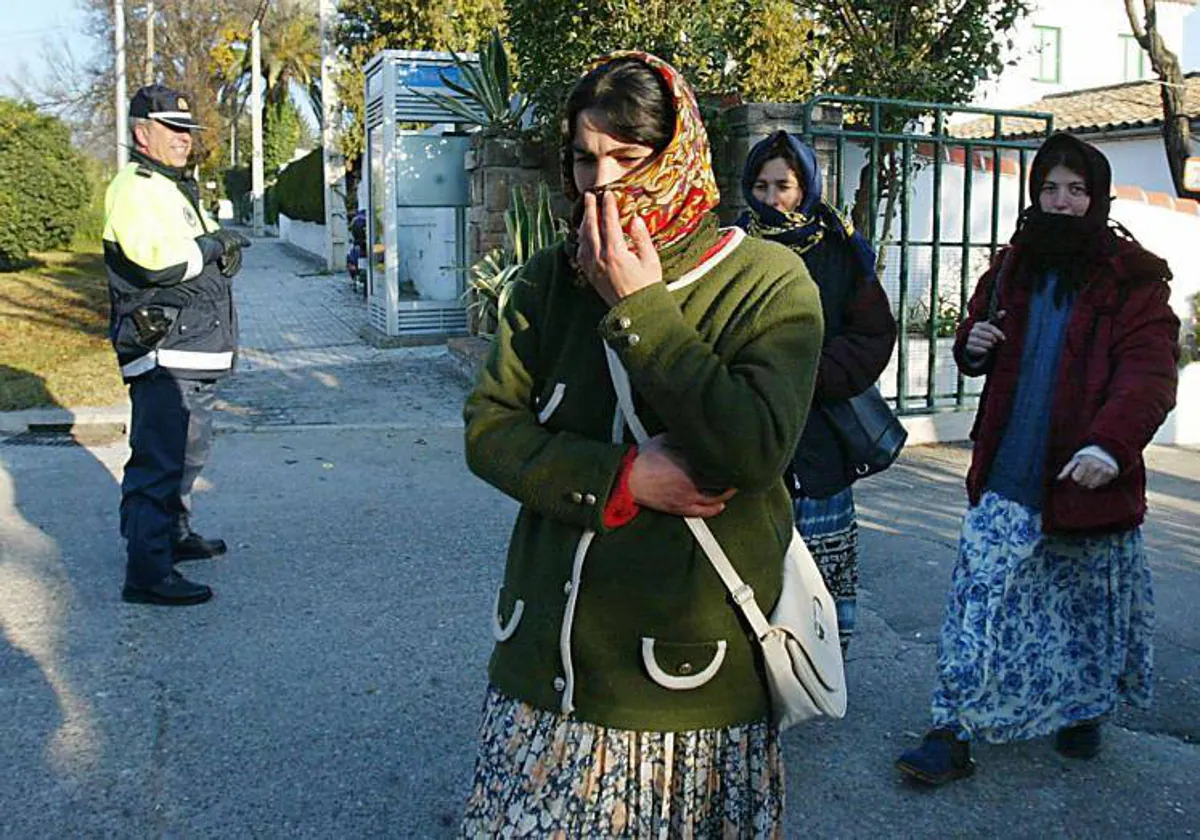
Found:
[563,51,720,251]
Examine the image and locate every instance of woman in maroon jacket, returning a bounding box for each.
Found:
[896,132,1179,785]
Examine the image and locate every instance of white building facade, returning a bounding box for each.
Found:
[969,0,1194,113]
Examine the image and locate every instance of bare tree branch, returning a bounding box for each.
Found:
[1124,0,1195,197]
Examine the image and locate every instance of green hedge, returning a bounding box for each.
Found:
[0,99,91,267]
[223,167,252,223]
[273,147,325,224]
[222,154,324,226]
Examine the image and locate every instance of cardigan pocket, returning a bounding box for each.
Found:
[640,637,727,690]
[534,382,566,425]
[492,589,525,642]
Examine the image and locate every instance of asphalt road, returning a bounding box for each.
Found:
[2,387,1197,838]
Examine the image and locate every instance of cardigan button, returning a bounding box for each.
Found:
[627,333,640,347]
[582,493,597,506]
[563,580,573,595]
[553,677,566,692]
[570,491,583,504]
[677,662,694,675]
[617,316,632,330]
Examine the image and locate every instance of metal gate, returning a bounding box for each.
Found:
[801,96,1054,415]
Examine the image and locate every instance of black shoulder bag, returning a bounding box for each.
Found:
[819,385,907,484]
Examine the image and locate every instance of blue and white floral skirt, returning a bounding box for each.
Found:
[458,686,784,838]
[931,491,1154,744]
[795,487,858,649]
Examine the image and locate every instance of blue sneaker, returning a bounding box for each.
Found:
[896,728,975,785]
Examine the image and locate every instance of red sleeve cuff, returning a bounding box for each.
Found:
[603,445,641,529]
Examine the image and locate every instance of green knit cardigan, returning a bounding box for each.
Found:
[464,221,824,731]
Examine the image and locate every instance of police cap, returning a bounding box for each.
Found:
[129,85,203,131]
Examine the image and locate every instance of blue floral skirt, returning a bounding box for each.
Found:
[795,487,858,648]
[931,491,1155,743]
[458,686,784,838]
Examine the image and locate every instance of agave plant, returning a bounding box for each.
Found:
[466,182,566,336]
[413,28,530,135]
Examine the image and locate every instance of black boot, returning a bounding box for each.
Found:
[172,531,228,562]
[122,571,213,606]
[896,727,975,785]
[1055,719,1102,759]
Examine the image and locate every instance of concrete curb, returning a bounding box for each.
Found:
[0,403,132,435]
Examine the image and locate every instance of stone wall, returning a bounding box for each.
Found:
[715,102,844,224]
[464,103,846,261]
[465,134,565,262]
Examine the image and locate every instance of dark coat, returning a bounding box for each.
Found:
[954,236,1180,534]
[788,237,897,498]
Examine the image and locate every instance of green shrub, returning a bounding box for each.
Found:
[70,158,111,252]
[265,184,281,225]
[1181,291,1199,368]
[264,99,303,177]
[0,99,91,267]
[273,147,325,224]
[223,167,252,222]
[466,182,566,336]
[505,0,818,134]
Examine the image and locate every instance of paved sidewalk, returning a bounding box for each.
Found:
[0,235,467,433]
[211,238,466,430]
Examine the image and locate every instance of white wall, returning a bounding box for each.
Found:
[1094,135,1177,195]
[1111,199,1200,327]
[278,213,327,262]
[970,0,1191,113]
[1112,198,1200,445]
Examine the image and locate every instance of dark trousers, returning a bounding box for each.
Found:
[121,374,215,587]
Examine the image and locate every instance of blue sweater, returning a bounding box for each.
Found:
[985,272,1074,509]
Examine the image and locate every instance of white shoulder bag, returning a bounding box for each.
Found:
[605,346,847,729]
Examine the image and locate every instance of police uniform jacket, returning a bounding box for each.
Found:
[104,151,237,382]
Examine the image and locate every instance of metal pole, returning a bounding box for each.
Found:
[319,0,346,271]
[251,14,264,236]
[144,0,154,85]
[114,0,128,168]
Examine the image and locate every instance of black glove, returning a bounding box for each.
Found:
[217,245,243,278]
[199,228,251,278]
[211,228,252,253]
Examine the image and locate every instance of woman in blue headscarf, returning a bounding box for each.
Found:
[737,130,897,651]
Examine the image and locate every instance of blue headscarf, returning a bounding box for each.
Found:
[736,130,876,279]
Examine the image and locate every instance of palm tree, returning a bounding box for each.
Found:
[213,0,321,131]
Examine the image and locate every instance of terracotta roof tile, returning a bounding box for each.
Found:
[952,72,1200,140]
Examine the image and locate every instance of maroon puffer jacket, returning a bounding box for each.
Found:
[953,236,1180,534]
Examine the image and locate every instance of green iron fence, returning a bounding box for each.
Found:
[801,96,1054,415]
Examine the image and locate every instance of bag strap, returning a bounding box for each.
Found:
[603,345,775,642]
[987,248,1013,324]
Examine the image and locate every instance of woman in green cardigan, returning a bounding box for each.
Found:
[460,51,824,837]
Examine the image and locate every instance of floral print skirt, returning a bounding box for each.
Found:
[931,491,1154,744]
[795,487,858,649]
[458,686,784,839]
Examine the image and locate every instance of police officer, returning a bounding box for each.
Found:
[105,85,250,606]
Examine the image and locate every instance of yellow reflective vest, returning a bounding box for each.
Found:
[103,154,237,381]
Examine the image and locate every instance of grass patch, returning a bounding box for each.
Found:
[0,248,126,411]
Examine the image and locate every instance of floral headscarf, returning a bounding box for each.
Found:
[562,51,720,251]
